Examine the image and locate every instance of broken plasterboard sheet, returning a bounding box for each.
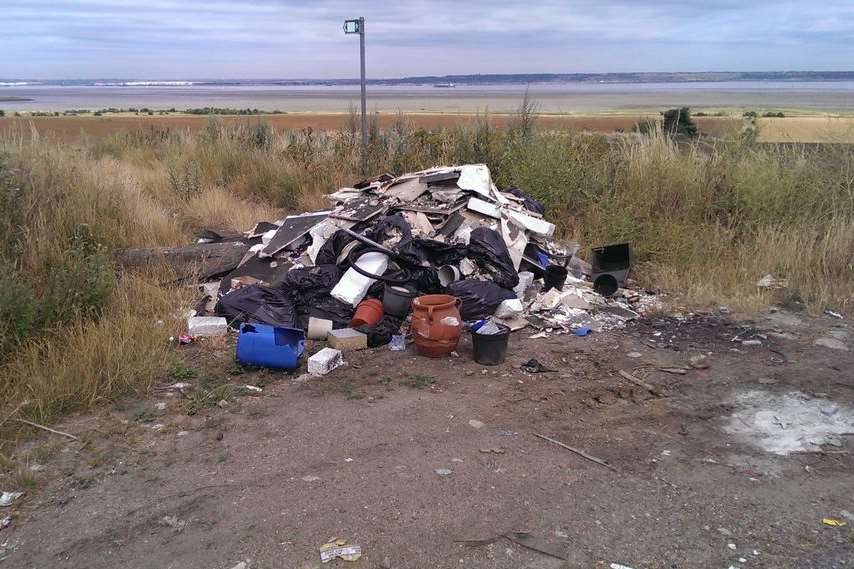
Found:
[247,221,280,239]
[456,164,493,198]
[384,177,429,202]
[501,218,528,271]
[505,208,555,238]
[467,196,501,219]
[260,211,330,257]
[402,211,434,237]
[329,197,388,223]
[304,218,357,265]
[437,212,466,237]
[431,187,465,204]
[326,187,368,203]
[420,169,460,185]
[221,254,290,291]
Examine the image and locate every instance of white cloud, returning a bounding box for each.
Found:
[1,0,853,77]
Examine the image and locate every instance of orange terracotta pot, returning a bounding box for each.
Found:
[350,298,383,327]
[411,294,462,358]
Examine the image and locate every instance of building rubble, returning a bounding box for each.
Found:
[188,163,655,368]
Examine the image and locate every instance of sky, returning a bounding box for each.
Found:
[2,0,854,79]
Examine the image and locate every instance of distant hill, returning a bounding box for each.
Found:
[4,72,854,87]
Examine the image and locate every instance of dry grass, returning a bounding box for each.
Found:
[183,186,281,232]
[1,114,853,437]
[1,274,190,427]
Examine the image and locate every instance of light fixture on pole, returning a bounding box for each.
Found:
[343,17,368,150]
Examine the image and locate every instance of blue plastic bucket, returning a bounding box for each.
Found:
[236,323,306,370]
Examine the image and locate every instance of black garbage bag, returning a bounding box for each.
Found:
[282,264,342,328]
[309,296,354,329]
[283,264,340,295]
[315,229,356,266]
[368,213,412,246]
[411,238,467,267]
[504,186,546,216]
[215,284,296,328]
[466,227,519,289]
[354,314,404,347]
[409,265,442,294]
[448,280,516,321]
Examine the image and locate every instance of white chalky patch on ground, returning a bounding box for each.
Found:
[724,390,854,455]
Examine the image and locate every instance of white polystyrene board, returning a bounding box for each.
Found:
[330,251,389,306]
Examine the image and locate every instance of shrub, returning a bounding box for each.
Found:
[662,107,698,138]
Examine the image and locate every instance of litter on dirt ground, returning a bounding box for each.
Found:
[161,163,656,374]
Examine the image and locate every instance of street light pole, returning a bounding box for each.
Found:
[344,16,368,149]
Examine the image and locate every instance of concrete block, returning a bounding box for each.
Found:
[187,316,228,337]
[308,348,344,376]
[307,316,333,340]
[327,328,368,351]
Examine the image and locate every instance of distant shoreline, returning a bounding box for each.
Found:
[4,71,854,86]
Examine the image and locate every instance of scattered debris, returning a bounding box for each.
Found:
[0,516,10,530]
[813,337,849,351]
[479,448,506,454]
[610,564,636,569]
[618,370,664,398]
[756,274,788,289]
[457,531,568,561]
[824,309,844,320]
[658,366,689,375]
[468,419,485,429]
[434,468,453,476]
[160,515,187,532]
[308,348,345,376]
[319,539,362,563]
[533,433,618,472]
[389,334,406,351]
[187,316,228,337]
[521,359,557,373]
[0,492,23,508]
[822,518,847,527]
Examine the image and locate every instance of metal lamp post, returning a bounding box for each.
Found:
[343,17,368,149]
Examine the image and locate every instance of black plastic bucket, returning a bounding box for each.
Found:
[543,264,569,292]
[471,323,511,366]
[383,284,418,317]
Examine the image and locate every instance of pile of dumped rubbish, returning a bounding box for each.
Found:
[186,164,652,373]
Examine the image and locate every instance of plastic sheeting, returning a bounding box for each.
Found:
[215,284,296,329]
[448,280,517,321]
[467,227,520,289]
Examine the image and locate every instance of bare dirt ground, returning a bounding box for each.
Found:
[2,309,853,569]
[0,114,741,142]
